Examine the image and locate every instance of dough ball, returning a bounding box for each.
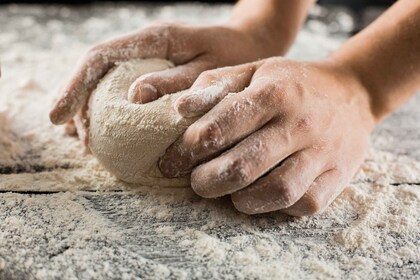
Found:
[89,59,196,187]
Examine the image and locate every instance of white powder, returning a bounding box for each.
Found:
[0,3,418,280]
[0,112,22,166]
[89,59,197,187]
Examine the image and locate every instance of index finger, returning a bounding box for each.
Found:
[159,81,277,178]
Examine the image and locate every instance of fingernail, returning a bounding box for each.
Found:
[175,96,193,117]
[49,110,59,124]
[128,83,157,104]
[158,156,181,178]
[50,104,68,125]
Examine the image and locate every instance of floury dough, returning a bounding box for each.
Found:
[89,59,196,187]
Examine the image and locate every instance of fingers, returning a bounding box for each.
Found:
[281,169,346,217]
[175,62,260,118]
[49,24,179,125]
[49,52,112,125]
[128,56,214,104]
[231,149,329,214]
[190,122,303,198]
[159,83,278,178]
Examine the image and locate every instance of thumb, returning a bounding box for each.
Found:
[128,56,214,104]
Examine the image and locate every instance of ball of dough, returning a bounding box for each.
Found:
[89,59,196,187]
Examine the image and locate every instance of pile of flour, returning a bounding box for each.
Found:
[0,3,418,279]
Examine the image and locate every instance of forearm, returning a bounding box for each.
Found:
[331,0,420,122]
[228,0,315,57]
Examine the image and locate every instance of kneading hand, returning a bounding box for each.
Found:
[159,57,376,216]
[49,0,315,145]
[159,0,420,216]
[49,22,271,144]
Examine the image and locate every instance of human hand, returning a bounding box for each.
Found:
[49,22,272,144]
[159,57,377,216]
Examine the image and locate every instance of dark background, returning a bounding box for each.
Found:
[0,0,396,10]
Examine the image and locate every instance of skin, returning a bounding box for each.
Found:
[50,0,420,216]
[50,0,314,142]
[160,0,420,216]
[160,59,374,216]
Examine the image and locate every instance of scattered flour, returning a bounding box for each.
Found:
[0,3,418,280]
[1,180,418,279]
[0,112,22,166]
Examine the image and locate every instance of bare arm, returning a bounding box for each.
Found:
[229,0,316,56]
[332,0,420,121]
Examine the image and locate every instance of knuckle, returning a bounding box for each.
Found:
[224,157,252,184]
[295,115,314,133]
[253,84,281,107]
[194,120,225,149]
[149,21,180,34]
[272,86,289,103]
[85,46,108,65]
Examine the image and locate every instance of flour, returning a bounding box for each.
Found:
[0,112,22,166]
[89,59,196,187]
[0,3,419,280]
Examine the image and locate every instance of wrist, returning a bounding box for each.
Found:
[226,0,314,58]
[328,52,391,124]
[318,56,379,128]
[226,21,293,58]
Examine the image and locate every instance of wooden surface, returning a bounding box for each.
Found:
[0,4,419,280]
[1,80,419,280]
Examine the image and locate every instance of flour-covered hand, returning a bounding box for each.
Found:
[160,57,377,216]
[49,0,315,145]
[49,23,269,128]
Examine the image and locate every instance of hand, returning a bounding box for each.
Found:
[49,22,272,143]
[159,57,377,216]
